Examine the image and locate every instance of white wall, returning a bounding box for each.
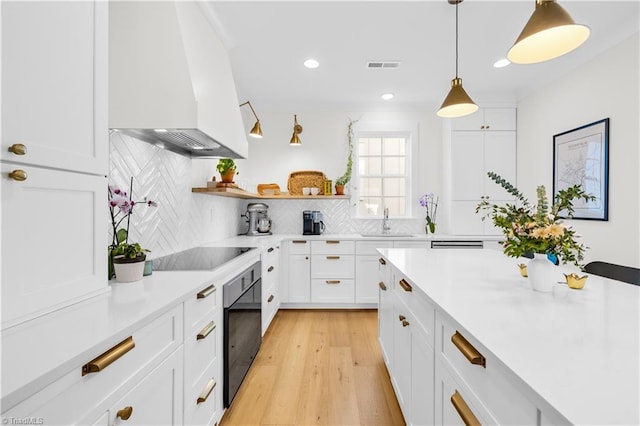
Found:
[517,34,639,267]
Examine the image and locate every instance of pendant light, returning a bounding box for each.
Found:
[239,101,263,138]
[290,115,302,145]
[507,0,590,64]
[437,0,478,119]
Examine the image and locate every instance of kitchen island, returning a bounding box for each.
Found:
[378,247,639,425]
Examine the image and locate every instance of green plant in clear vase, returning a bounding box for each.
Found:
[476,172,595,268]
[419,193,439,234]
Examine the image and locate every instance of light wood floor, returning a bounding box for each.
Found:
[220,309,405,426]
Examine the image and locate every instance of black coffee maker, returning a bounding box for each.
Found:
[303,210,325,235]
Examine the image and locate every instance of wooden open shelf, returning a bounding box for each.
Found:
[192,187,349,200]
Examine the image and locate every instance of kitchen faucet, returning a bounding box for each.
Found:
[382,207,391,234]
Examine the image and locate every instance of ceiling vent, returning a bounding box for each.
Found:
[366,61,401,69]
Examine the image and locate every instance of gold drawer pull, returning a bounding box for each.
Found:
[197,285,216,299]
[378,281,387,291]
[452,331,486,368]
[326,240,340,244]
[197,321,216,340]
[398,315,406,321]
[8,143,27,155]
[326,256,340,260]
[82,336,135,376]
[267,247,274,252]
[267,294,274,302]
[379,258,386,265]
[197,379,216,404]
[9,169,27,181]
[117,406,133,420]
[399,279,412,292]
[292,240,307,244]
[451,390,481,426]
[268,266,275,272]
[402,320,410,327]
[326,280,341,284]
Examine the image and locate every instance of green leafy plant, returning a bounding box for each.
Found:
[216,158,238,175]
[476,172,596,267]
[336,119,358,186]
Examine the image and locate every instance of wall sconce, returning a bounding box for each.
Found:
[239,101,263,138]
[507,0,590,64]
[290,114,302,146]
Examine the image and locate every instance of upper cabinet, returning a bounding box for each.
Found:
[450,108,516,132]
[1,1,108,175]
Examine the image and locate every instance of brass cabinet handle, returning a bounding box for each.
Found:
[326,256,340,260]
[399,279,412,292]
[379,258,386,265]
[451,390,481,426]
[326,240,340,244]
[378,281,387,291]
[197,285,216,299]
[267,294,274,302]
[82,336,135,376]
[197,321,216,340]
[8,143,27,155]
[326,280,341,284]
[292,240,307,244]
[451,331,486,368]
[480,125,486,130]
[9,169,27,181]
[398,315,406,321]
[485,125,490,130]
[197,379,216,404]
[117,406,133,420]
[402,320,410,327]
[268,266,274,272]
[267,247,274,252]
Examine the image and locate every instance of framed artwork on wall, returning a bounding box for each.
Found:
[553,118,609,221]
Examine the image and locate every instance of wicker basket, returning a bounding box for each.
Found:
[287,170,327,195]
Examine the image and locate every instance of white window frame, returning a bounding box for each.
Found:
[351,129,418,219]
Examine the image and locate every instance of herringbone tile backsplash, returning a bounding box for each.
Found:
[110,134,423,258]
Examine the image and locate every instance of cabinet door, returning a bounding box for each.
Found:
[288,254,310,303]
[378,262,394,369]
[1,1,108,175]
[355,256,382,304]
[483,108,516,131]
[1,165,108,328]
[484,131,516,199]
[411,325,435,425]
[450,201,484,235]
[451,132,484,200]
[392,302,412,416]
[110,348,183,426]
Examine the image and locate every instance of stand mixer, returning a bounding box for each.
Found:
[242,202,272,236]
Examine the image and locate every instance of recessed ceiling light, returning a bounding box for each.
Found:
[381,93,394,100]
[154,128,168,133]
[493,58,511,68]
[304,58,319,69]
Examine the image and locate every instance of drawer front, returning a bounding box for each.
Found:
[184,312,219,389]
[185,282,219,336]
[262,286,279,334]
[311,279,355,303]
[393,240,428,248]
[262,245,279,269]
[311,255,355,279]
[394,272,435,338]
[184,361,221,426]
[262,256,279,289]
[438,315,537,425]
[5,305,183,425]
[288,239,310,255]
[310,240,355,255]
[355,240,394,255]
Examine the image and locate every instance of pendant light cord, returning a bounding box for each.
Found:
[455,0,459,78]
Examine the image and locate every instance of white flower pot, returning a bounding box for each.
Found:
[113,259,145,283]
[527,253,559,292]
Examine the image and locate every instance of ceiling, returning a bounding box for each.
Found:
[204,1,639,112]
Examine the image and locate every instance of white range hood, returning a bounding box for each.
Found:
[109,1,248,159]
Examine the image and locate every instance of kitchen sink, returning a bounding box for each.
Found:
[360,233,415,238]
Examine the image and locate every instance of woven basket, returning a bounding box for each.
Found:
[287,170,327,195]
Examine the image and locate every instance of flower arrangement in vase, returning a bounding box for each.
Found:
[476,172,595,291]
[419,193,439,234]
[108,178,157,282]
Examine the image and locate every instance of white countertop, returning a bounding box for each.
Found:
[378,248,640,425]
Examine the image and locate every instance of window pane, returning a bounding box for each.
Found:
[361,157,381,175]
[383,156,405,175]
[383,138,405,155]
[384,177,405,196]
[358,197,382,216]
[359,137,382,156]
[385,198,405,216]
[360,178,382,196]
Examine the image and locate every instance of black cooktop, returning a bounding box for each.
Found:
[153,246,255,271]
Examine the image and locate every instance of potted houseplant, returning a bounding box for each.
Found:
[335,119,358,195]
[108,179,156,283]
[217,158,238,183]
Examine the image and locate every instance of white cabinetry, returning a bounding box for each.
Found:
[261,244,281,334]
[1,0,108,329]
[286,240,311,303]
[355,240,394,304]
[310,240,355,303]
[377,257,393,368]
[449,108,516,236]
